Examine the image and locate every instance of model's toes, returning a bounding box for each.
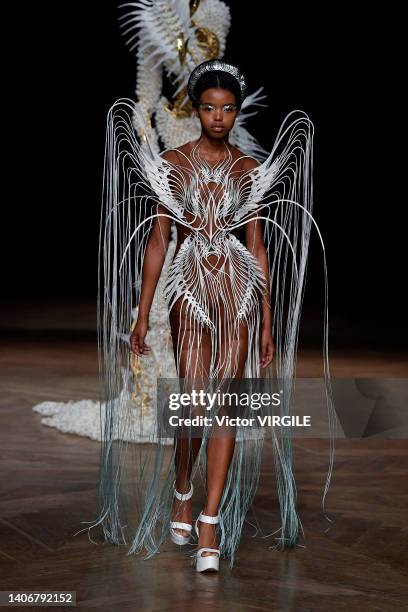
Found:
[202,551,218,557]
[175,528,190,537]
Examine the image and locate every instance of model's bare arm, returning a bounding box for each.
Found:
[130,204,171,357]
[244,157,275,368]
[131,150,176,356]
[138,204,172,320]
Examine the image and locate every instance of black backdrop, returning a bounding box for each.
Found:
[4,2,404,346]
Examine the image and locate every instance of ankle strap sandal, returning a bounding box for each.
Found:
[194,511,220,572]
[170,480,194,545]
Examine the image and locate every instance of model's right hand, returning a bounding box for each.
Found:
[130,318,151,357]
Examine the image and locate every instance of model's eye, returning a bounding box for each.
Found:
[198,103,237,112]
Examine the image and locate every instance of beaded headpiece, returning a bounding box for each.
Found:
[187,59,247,105]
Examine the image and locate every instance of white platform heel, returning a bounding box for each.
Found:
[170,480,194,545]
[194,511,221,572]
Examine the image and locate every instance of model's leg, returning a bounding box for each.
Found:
[198,313,249,556]
[169,295,212,537]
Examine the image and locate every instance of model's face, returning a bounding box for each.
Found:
[194,88,238,138]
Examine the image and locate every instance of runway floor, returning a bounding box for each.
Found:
[0,333,407,611]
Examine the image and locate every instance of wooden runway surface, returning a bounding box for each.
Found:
[0,332,407,611]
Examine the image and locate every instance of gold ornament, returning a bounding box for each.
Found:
[194,26,220,59]
[177,32,186,65]
[165,89,195,118]
[190,0,201,17]
[166,24,220,119]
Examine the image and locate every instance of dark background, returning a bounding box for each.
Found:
[4,2,405,346]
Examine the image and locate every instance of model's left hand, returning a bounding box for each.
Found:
[260,328,275,369]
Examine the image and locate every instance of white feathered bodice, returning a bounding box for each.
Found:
[143,140,277,236]
[141,140,272,326]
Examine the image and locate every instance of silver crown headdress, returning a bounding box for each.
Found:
[187,59,247,104]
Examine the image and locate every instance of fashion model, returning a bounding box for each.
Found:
[77,59,336,573]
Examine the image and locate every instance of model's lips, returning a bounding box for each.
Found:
[211,125,225,131]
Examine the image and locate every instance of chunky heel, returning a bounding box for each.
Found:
[194,511,220,572]
[170,480,194,545]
